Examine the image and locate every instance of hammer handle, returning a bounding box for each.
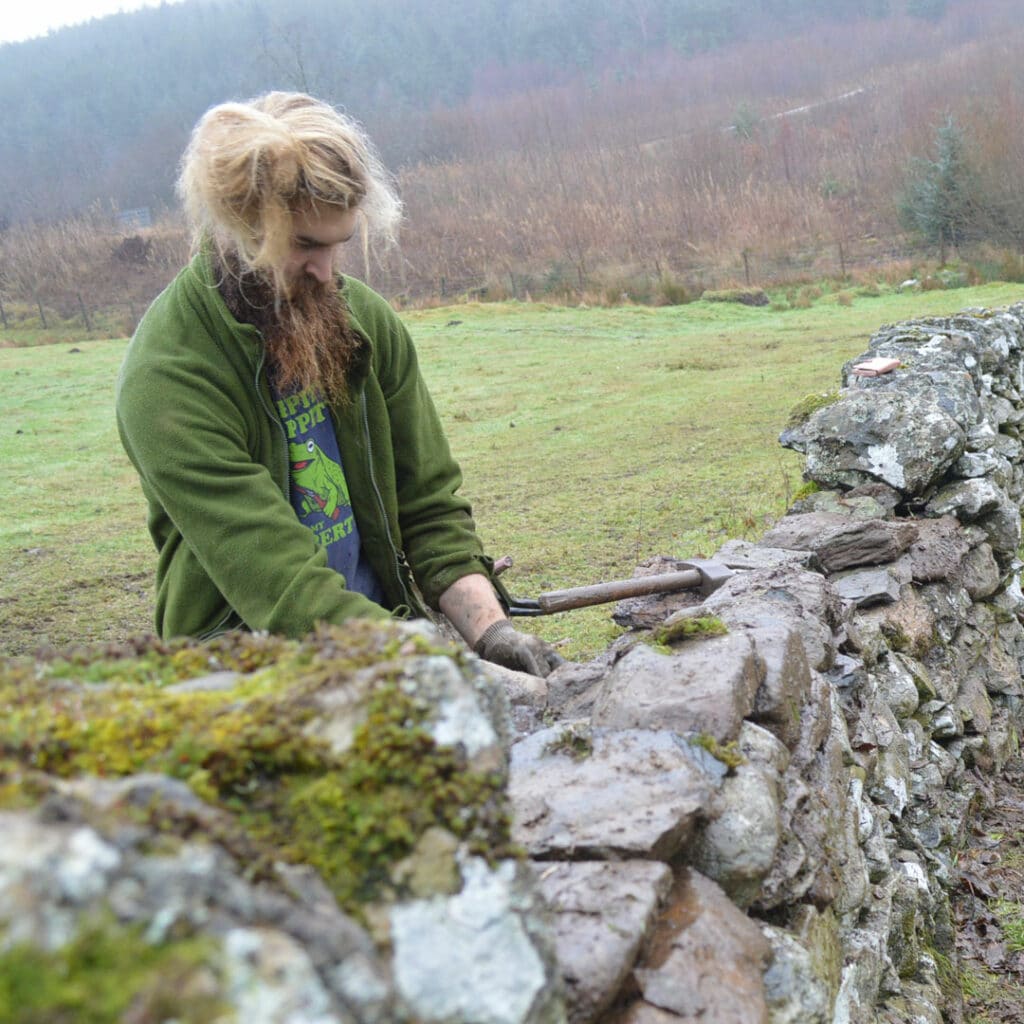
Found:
[537,569,703,613]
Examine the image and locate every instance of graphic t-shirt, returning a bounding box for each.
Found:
[271,384,386,605]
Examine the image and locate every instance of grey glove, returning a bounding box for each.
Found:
[474,620,565,677]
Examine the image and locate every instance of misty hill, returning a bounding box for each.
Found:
[0,0,964,222]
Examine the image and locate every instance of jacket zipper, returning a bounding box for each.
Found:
[254,351,290,492]
[361,392,413,607]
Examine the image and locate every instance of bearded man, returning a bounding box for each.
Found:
[116,91,562,677]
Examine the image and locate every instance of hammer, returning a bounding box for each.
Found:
[504,559,734,617]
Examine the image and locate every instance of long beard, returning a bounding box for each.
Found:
[216,257,361,404]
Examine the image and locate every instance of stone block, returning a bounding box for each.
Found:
[590,638,760,743]
[536,861,672,1024]
[632,869,770,1024]
[510,726,726,861]
[759,513,918,574]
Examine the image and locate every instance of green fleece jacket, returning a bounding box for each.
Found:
[117,251,496,640]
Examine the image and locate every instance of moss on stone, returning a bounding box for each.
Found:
[0,622,515,917]
[693,733,744,770]
[791,480,823,502]
[0,916,225,1023]
[785,390,841,429]
[543,724,594,761]
[654,615,729,646]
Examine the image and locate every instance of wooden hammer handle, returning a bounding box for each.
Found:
[536,569,703,613]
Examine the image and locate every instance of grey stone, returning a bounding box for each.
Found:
[788,489,890,521]
[903,516,970,583]
[828,653,867,690]
[953,448,1013,488]
[689,723,788,908]
[697,564,841,672]
[759,513,918,574]
[759,924,831,1024]
[747,623,814,750]
[960,542,1001,599]
[925,477,1009,521]
[633,869,770,1024]
[544,657,610,721]
[536,861,672,1024]
[873,654,921,719]
[832,566,902,608]
[715,539,817,571]
[163,670,242,693]
[510,726,725,860]
[590,637,760,743]
[976,501,1023,567]
[391,856,564,1024]
[780,389,964,496]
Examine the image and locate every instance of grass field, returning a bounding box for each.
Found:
[3,281,1023,659]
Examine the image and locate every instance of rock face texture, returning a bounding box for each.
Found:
[5,303,1024,1021]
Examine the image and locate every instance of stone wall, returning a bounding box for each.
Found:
[3,303,1024,1022]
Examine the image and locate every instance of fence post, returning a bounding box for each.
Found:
[35,296,47,329]
[0,293,7,330]
[77,292,93,332]
[742,249,751,286]
[838,241,847,278]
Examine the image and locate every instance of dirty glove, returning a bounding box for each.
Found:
[474,620,565,677]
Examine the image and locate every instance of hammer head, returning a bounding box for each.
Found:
[675,559,735,597]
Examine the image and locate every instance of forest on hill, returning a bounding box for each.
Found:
[1,0,1023,314]
[0,0,976,221]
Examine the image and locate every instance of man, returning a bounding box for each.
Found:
[116,91,561,677]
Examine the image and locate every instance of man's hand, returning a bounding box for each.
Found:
[473,619,564,677]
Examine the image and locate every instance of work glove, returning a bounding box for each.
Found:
[473,620,565,677]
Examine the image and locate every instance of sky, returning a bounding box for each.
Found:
[0,0,187,46]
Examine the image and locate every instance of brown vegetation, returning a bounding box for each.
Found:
[3,0,1024,326]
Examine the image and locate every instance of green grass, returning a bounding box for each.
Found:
[2,281,1023,659]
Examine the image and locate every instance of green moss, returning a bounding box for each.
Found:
[993,899,1024,952]
[791,480,823,502]
[0,623,515,917]
[0,917,225,1023]
[543,724,593,761]
[283,678,513,910]
[786,389,841,429]
[693,733,745,770]
[654,615,729,646]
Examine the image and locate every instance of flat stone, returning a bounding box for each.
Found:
[832,566,902,608]
[536,861,672,1024]
[715,539,817,571]
[760,513,918,574]
[510,726,725,860]
[590,637,760,743]
[633,869,770,1023]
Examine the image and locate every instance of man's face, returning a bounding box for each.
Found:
[281,204,359,297]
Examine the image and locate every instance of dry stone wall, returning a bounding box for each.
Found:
[3,303,1024,1022]
[503,300,1024,1023]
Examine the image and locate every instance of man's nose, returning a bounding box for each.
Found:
[304,249,334,283]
